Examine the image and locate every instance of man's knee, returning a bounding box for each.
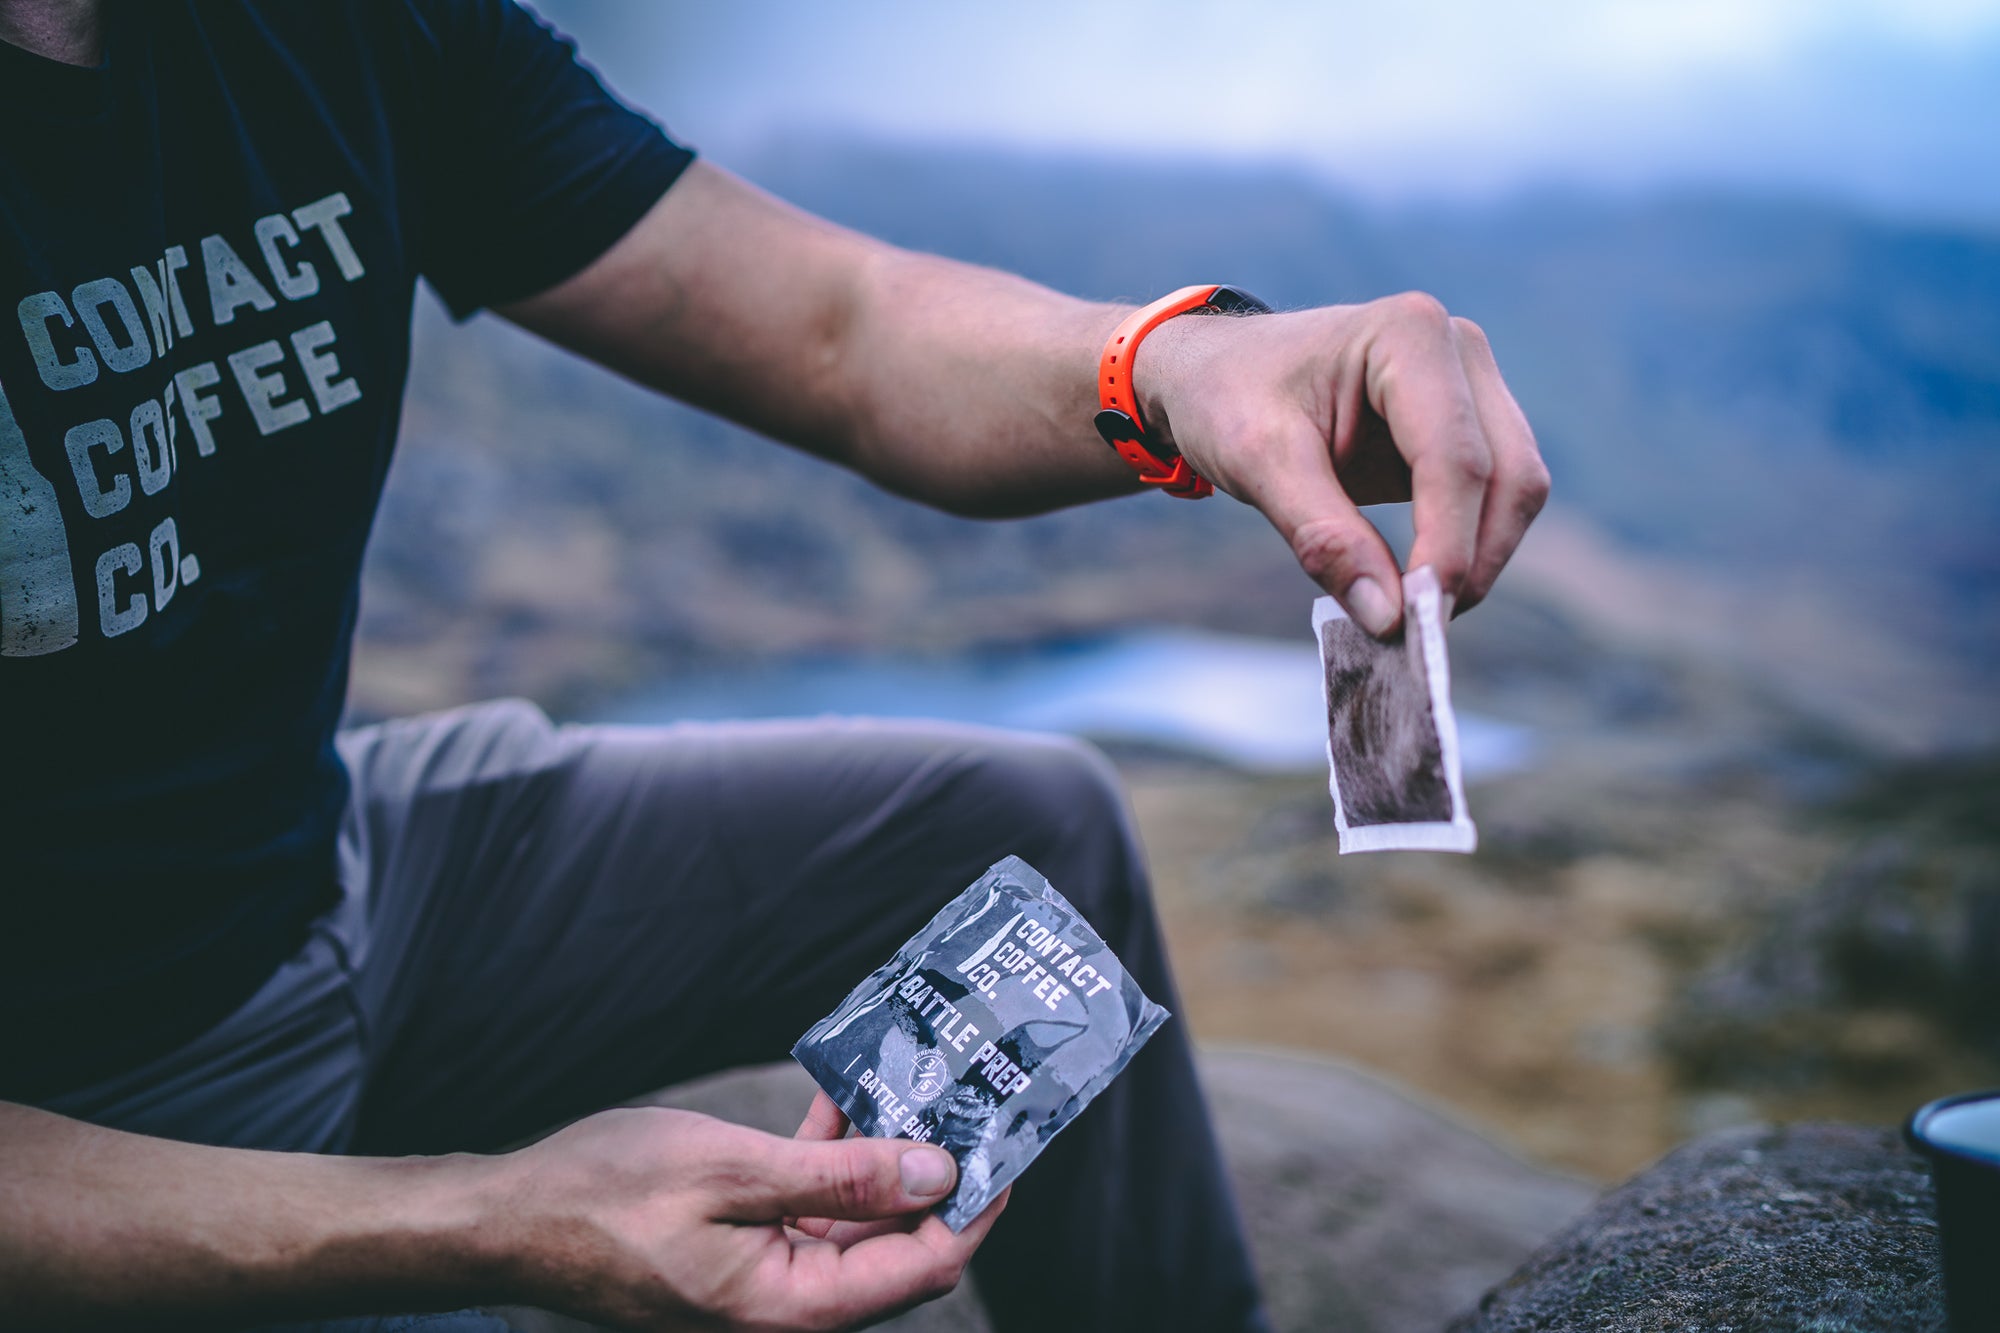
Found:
[964,728,1121,824]
[956,731,1143,902]
[339,697,561,803]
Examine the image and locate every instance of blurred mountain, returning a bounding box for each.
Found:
[355,140,2000,752]
[745,141,1999,654]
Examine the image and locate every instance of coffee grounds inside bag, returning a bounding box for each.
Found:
[792,855,1170,1231]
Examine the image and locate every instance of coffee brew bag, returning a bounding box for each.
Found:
[1314,565,1478,853]
[793,855,1169,1231]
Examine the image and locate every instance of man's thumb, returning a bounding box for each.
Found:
[718,1137,958,1222]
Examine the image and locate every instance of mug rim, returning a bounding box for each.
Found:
[1907,1088,2000,1168]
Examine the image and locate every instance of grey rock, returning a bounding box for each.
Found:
[499,1049,1596,1333]
[1201,1048,1598,1333]
[1450,1122,1946,1333]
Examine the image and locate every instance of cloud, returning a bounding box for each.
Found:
[535,0,2000,220]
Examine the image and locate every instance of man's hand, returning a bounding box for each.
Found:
[1135,296,1550,636]
[0,1099,997,1331]
[504,1105,999,1332]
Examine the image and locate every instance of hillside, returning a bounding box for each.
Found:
[747,143,2000,680]
[356,143,2000,751]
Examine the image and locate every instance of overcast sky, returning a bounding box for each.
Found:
[532,0,2000,223]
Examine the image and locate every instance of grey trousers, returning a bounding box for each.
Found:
[46,700,1267,1332]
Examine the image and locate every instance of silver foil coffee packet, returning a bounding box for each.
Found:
[1314,565,1478,854]
[792,855,1169,1231]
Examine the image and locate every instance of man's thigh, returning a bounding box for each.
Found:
[342,699,1133,1155]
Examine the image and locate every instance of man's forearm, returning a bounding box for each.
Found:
[0,1102,506,1327]
[828,246,1141,516]
[501,162,1145,517]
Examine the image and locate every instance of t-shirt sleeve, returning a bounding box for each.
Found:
[398,0,696,318]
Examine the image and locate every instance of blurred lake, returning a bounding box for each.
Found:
[597,629,1539,776]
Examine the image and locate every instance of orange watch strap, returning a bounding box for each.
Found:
[1095,285,1222,499]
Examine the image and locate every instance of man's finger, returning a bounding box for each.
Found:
[712,1134,958,1223]
[794,1090,849,1142]
[786,1092,857,1235]
[798,1211,924,1247]
[1248,424,1405,637]
[1368,296,1494,606]
[1450,317,1550,612]
[774,1188,1011,1329]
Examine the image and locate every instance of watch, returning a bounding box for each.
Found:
[1093,283,1270,499]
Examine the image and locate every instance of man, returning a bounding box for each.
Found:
[0,1,1549,1329]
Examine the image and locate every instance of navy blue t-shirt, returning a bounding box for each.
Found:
[0,0,693,1098]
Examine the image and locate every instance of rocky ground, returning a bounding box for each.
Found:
[1126,741,2000,1185]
